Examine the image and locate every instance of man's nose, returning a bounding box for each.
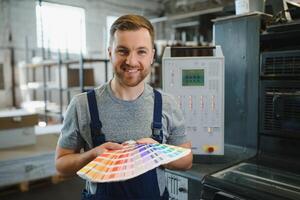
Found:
[125,53,138,66]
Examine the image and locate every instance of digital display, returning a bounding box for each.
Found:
[182,69,204,86]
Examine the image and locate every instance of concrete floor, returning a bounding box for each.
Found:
[0,177,85,200]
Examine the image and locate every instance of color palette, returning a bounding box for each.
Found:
[77,141,191,183]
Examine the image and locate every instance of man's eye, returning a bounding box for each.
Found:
[138,50,147,55]
[117,49,128,55]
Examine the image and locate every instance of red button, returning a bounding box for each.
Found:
[207,146,214,153]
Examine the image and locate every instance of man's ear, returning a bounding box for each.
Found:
[108,47,112,59]
[151,48,155,65]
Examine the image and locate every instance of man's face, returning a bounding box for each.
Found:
[108,28,155,87]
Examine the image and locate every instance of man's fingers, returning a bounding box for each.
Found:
[103,142,123,150]
[94,142,123,156]
[136,138,158,144]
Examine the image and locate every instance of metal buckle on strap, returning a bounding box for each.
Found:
[151,130,163,143]
[152,122,162,129]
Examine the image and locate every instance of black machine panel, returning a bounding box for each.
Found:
[202,15,300,200]
[260,50,300,77]
[201,162,300,200]
[260,80,300,138]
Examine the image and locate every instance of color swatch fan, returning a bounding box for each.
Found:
[77,141,191,183]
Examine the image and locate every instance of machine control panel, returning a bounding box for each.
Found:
[163,46,224,155]
[165,172,188,200]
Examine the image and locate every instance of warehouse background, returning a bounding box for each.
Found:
[3,0,298,200]
[0,0,235,110]
[0,0,164,108]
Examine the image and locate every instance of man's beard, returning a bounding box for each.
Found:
[114,64,150,87]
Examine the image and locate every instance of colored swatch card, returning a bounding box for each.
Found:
[77,141,191,183]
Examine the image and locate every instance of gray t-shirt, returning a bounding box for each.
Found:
[58,82,188,195]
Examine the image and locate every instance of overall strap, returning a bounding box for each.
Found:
[87,89,105,147]
[152,89,163,144]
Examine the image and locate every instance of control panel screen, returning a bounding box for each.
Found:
[182,69,204,86]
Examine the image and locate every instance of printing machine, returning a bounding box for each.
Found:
[162,12,300,200]
[201,13,300,200]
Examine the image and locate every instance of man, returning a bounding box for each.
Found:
[55,14,192,200]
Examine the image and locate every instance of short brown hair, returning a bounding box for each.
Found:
[109,14,154,47]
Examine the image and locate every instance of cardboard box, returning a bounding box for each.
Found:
[235,0,265,15]
[0,109,38,130]
[56,68,95,88]
[67,68,95,87]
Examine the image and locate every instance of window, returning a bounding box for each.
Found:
[106,16,118,49]
[0,63,4,89]
[36,2,86,54]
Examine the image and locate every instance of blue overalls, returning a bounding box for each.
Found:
[81,89,169,200]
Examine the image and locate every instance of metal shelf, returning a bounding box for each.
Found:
[22,55,109,123]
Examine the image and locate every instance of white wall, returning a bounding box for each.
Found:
[0,0,162,108]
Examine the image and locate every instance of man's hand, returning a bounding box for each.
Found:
[162,142,193,170]
[135,138,193,170]
[92,142,123,157]
[55,142,122,176]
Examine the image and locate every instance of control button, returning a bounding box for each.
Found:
[203,145,218,153]
[207,146,214,153]
[211,95,216,111]
[188,95,193,111]
[178,187,187,193]
[200,95,204,111]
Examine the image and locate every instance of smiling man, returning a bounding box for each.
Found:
[55,14,192,200]
[109,26,153,99]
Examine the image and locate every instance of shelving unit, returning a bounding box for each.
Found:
[19,54,109,123]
